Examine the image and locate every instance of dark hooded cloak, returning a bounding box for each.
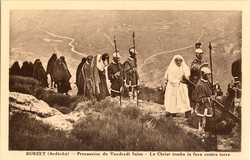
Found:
[9,61,21,76]
[33,59,48,87]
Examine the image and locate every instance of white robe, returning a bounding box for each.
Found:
[164,55,191,113]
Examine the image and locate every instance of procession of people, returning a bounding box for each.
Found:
[9,36,241,147]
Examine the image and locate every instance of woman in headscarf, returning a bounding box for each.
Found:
[46,53,57,88]
[164,55,191,117]
[33,59,48,88]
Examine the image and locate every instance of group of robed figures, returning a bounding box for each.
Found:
[10,33,142,105]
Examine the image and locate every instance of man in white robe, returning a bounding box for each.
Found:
[164,55,191,117]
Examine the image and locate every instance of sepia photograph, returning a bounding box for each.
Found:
[1,1,250,160]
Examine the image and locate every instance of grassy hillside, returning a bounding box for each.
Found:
[9,76,205,151]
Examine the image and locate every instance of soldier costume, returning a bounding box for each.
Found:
[189,48,205,108]
[124,47,141,103]
[193,64,214,140]
[108,52,124,103]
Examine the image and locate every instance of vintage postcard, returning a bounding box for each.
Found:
[1,0,250,160]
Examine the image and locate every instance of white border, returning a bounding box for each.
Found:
[1,1,250,160]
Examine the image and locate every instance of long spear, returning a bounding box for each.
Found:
[114,35,122,106]
[209,42,217,150]
[132,32,139,107]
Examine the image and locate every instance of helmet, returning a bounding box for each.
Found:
[113,51,121,58]
[201,67,211,74]
[200,62,211,74]
[129,47,138,55]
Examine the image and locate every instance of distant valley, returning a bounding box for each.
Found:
[10,10,241,91]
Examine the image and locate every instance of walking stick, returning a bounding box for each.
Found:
[209,42,217,150]
[132,31,139,107]
[114,35,122,106]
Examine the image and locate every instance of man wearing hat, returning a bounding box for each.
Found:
[124,46,141,104]
[195,42,203,49]
[189,47,205,108]
[82,55,94,98]
[107,51,124,104]
[190,48,205,84]
[193,64,214,141]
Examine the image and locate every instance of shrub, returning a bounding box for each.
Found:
[9,76,41,96]
[9,76,76,112]
[9,112,85,150]
[39,91,77,107]
[139,86,165,104]
[72,105,205,151]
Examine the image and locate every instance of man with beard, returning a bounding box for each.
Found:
[164,55,191,118]
[46,53,57,89]
[33,59,48,88]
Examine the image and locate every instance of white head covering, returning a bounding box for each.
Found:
[96,54,104,71]
[164,55,190,80]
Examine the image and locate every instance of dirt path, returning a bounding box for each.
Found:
[32,16,86,57]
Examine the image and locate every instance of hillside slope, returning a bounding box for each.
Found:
[10,11,241,91]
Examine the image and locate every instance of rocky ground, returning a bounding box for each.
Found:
[9,91,241,151]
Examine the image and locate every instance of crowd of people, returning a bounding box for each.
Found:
[163,42,241,143]
[10,41,241,143]
[10,46,142,104]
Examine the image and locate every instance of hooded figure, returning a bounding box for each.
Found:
[20,61,29,77]
[33,59,48,87]
[10,61,21,76]
[54,56,72,94]
[96,53,110,100]
[76,57,86,95]
[27,62,34,78]
[164,55,191,117]
[82,55,95,98]
[46,53,57,88]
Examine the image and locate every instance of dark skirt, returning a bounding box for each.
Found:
[57,80,71,93]
[98,70,110,100]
